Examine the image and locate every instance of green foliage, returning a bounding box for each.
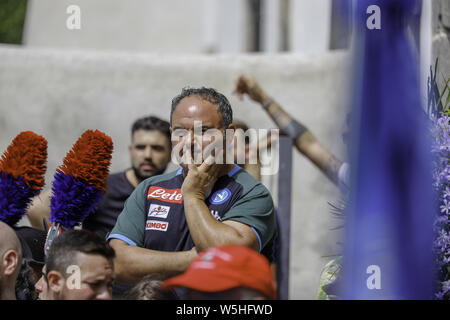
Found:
[428,58,450,117]
[440,76,450,116]
[0,0,28,44]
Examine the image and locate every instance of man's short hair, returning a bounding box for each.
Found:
[131,116,171,145]
[45,229,115,278]
[125,275,179,300]
[170,87,233,129]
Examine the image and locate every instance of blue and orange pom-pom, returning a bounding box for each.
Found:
[0,131,48,226]
[49,130,113,230]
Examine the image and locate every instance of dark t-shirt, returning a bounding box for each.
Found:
[83,171,135,239]
[108,166,276,261]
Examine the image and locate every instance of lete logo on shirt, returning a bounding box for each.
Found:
[147,186,183,204]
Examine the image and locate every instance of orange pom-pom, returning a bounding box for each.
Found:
[57,130,113,192]
[0,131,48,191]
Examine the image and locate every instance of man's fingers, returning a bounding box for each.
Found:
[201,154,216,168]
[184,149,197,172]
[234,76,251,95]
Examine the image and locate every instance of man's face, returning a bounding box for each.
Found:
[129,129,171,181]
[171,96,228,171]
[59,252,114,300]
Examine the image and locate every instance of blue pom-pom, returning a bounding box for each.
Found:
[50,171,103,229]
[0,172,37,226]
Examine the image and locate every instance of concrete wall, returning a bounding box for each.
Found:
[0,45,350,299]
[23,0,252,54]
[289,0,332,52]
[23,0,335,54]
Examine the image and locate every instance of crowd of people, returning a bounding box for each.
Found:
[0,75,348,300]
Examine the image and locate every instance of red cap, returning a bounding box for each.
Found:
[162,245,277,299]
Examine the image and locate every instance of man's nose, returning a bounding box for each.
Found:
[35,277,43,292]
[144,146,152,159]
[181,131,200,152]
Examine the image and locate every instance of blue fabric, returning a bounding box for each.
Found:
[0,172,37,226]
[250,226,262,253]
[227,164,242,177]
[341,0,435,299]
[107,233,137,247]
[50,171,103,229]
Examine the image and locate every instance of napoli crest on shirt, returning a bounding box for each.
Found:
[148,204,170,218]
[208,188,231,205]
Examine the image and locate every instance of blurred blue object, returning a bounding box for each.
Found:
[341,0,436,299]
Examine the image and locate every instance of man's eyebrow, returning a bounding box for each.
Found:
[85,274,114,281]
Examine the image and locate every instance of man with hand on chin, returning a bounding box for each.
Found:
[108,87,276,287]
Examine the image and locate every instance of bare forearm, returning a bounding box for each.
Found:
[109,239,196,284]
[183,197,249,252]
[27,189,52,230]
[295,132,343,185]
[238,76,345,186]
[268,104,344,185]
[264,99,295,130]
[248,84,305,135]
[258,91,344,185]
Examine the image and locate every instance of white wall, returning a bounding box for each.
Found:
[24,0,211,53]
[289,0,332,52]
[24,0,337,54]
[23,0,254,54]
[0,45,350,299]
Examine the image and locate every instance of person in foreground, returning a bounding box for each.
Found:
[162,245,277,300]
[36,229,115,300]
[0,221,22,300]
[108,87,276,286]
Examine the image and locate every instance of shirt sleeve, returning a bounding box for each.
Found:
[221,184,276,252]
[107,181,148,247]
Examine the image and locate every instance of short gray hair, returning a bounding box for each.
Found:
[170,87,233,128]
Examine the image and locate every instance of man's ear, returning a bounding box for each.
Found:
[2,249,20,276]
[46,270,65,295]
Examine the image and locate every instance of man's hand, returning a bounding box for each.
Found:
[233,75,269,104]
[181,154,223,200]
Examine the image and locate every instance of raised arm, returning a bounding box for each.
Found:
[27,189,52,230]
[234,75,345,186]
